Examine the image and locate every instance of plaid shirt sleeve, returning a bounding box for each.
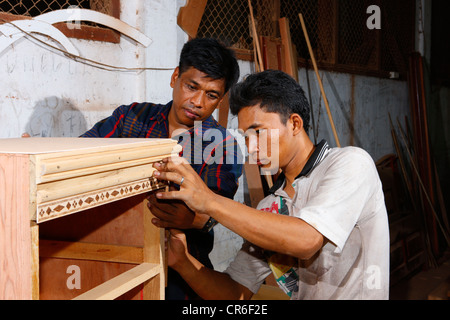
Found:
[80,104,131,138]
[191,131,244,200]
[80,103,162,138]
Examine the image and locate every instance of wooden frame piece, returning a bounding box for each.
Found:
[73,263,160,300]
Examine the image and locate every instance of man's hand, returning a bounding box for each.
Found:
[152,156,216,215]
[147,191,209,230]
[166,229,189,270]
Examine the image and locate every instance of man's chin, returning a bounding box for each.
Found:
[257,162,279,175]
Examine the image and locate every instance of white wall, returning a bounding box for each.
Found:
[0,0,184,139]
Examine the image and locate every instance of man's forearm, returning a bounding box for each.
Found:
[203,193,323,260]
[173,253,252,300]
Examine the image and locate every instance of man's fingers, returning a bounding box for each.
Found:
[152,170,183,185]
[153,156,192,177]
[168,228,186,240]
[155,189,184,201]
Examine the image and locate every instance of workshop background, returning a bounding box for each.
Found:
[1,0,449,299]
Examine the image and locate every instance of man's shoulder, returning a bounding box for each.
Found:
[119,102,168,118]
[323,146,373,164]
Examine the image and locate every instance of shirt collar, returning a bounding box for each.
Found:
[268,139,330,194]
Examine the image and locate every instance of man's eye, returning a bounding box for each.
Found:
[207,93,219,100]
[255,129,266,136]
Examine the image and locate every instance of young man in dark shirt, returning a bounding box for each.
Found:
[81,38,243,299]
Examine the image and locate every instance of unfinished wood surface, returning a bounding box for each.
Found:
[261,36,283,71]
[35,9,152,47]
[40,240,143,264]
[249,0,264,71]
[36,163,159,203]
[177,0,208,38]
[218,93,230,128]
[1,138,173,300]
[73,263,160,300]
[39,258,142,300]
[31,223,40,300]
[0,154,33,300]
[144,201,165,300]
[39,194,152,300]
[39,193,147,246]
[279,17,298,81]
[244,163,265,208]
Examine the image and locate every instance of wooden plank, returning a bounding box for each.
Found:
[36,178,166,223]
[177,0,208,38]
[249,0,264,72]
[279,17,298,81]
[261,36,283,71]
[36,163,159,203]
[143,199,165,300]
[73,263,159,300]
[37,144,178,179]
[39,240,144,264]
[244,163,265,208]
[218,93,230,128]
[0,154,33,300]
[31,222,40,300]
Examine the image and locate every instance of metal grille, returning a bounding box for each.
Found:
[0,0,113,17]
[197,0,414,77]
[281,0,336,64]
[380,0,415,73]
[197,0,277,50]
[338,0,378,68]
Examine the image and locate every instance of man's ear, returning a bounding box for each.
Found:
[170,67,180,88]
[290,114,304,135]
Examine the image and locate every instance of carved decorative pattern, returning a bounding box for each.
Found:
[37,177,167,223]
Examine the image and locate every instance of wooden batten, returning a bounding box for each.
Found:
[36,163,159,203]
[35,144,178,180]
[73,263,160,300]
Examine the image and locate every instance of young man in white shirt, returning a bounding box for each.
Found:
[149,70,390,300]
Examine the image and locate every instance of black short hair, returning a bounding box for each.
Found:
[178,38,240,93]
[229,70,310,132]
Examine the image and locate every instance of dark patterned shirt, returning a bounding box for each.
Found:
[81,101,243,199]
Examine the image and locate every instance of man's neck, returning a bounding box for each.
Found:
[283,135,315,187]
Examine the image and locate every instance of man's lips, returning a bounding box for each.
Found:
[184,108,200,120]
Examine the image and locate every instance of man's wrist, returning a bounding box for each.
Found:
[200,217,217,233]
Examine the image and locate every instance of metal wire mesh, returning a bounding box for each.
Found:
[338,0,378,69]
[0,0,112,17]
[197,0,277,50]
[197,0,414,77]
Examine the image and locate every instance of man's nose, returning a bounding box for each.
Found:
[247,135,259,156]
[190,91,205,108]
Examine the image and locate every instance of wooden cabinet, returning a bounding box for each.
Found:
[0,138,181,300]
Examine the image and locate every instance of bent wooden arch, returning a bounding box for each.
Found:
[35,9,152,47]
[0,8,151,56]
[0,19,79,56]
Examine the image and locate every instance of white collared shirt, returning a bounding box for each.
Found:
[225,144,390,300]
